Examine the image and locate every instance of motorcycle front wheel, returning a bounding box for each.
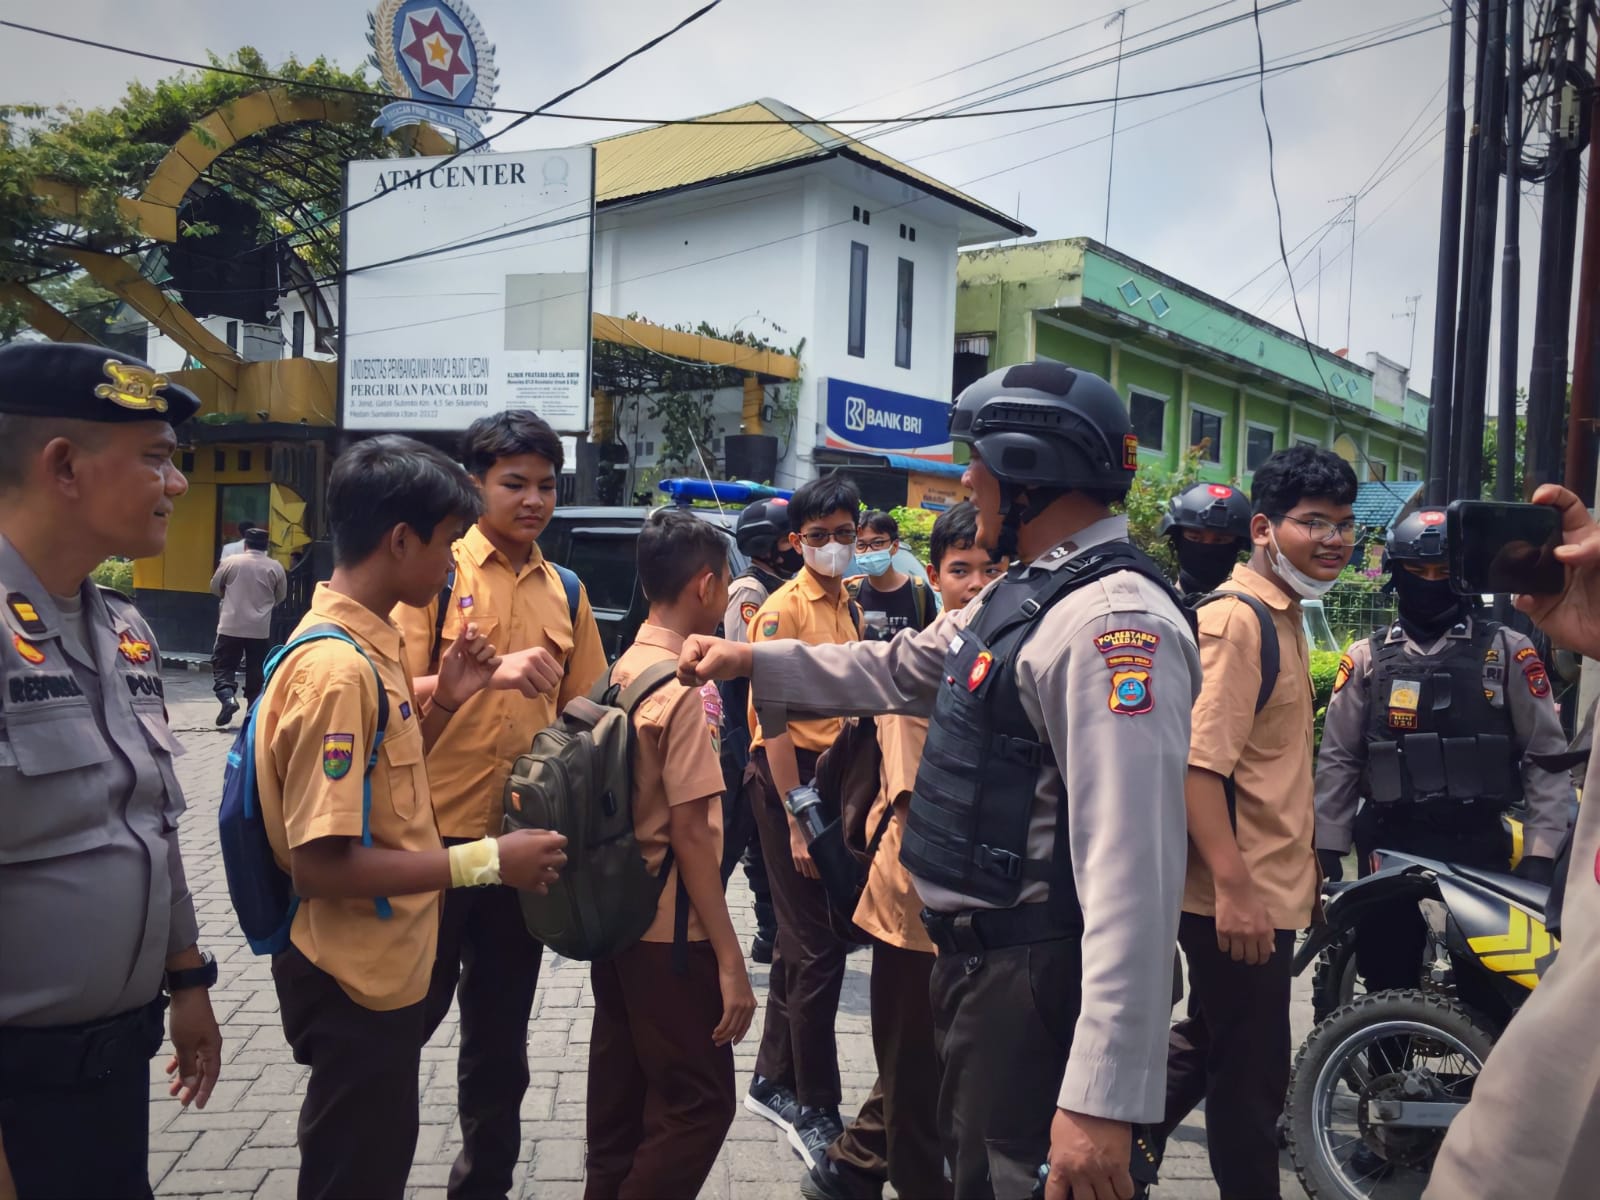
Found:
[1285,990,1496,1199]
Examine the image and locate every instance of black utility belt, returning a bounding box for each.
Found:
[1368,731,1515,806]
[921,902,1081,955]
[0,994,166,1090]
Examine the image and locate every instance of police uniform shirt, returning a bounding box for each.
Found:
[722,574,771,646]
[612,623,727,943]
[0,535,198,1026]
[746,515,1202,1123]
[1315,619,1573,859]
[394,525,606,840]
[211,549,287,640]
[1422,727,1600,1200]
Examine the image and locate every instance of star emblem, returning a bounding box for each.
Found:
[400,8,472,98]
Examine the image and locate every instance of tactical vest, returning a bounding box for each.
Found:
[1363,620,1522,811]
[900,542,1192,918]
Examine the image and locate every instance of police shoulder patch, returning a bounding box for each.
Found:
[12,633,44,665]
[322,733,355,780]
[1333,653,1354,694]
[740,601,759,626]
[1094,629,1161,655]
[6,592,46,637]
[1524,660,1551,698]
[1108,667,1153,716]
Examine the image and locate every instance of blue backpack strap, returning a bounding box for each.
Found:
[268,624,393,920]
[552,563,581,626]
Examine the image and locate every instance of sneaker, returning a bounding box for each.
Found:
[215,696,239,727]
[744,1075,799,1134]
[751,933,774,965]
[799,1156,881,1200]
[789,1104,844,1170]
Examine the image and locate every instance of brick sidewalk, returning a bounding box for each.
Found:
[152,668,1306,1198]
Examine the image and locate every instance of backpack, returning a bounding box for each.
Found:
[502,658,687,962]
[218,625,392,956]
[1191,590,1281,828]
[429,560,582,670]
[808,715,895,944]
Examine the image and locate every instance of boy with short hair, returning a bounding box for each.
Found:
[584,508,758,1197]
[255,435,569,1200]
[805,501,1006,1200]
[392,410,607,1199]
[1158,445,1359,1198]
[845,510,936,641]
[743,474,864,1166]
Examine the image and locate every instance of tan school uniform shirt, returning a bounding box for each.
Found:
[1184,562,1319,931]
[1424,714,1600,1200]
[254,584,441,1011]
[747,568,861,753]
[852,712,936,954]
[394,525,607,839]
[612,623,726,942]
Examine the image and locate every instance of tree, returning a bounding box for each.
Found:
[1481,411,1527,500]
[1117,447,1205,577]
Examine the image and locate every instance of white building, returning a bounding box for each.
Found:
[590,98,1031,487]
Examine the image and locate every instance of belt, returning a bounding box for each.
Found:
[0,995,167,1093]
[921,902,1081,955]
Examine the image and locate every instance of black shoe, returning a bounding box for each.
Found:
[215,696,239,726]
[751,934,774,965]
[799,1156,881,1200]
[744,1075,799,1134]
[789,1104,844,1170]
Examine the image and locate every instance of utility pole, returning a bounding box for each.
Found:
[1565,8,1600,500]
[1427,0,1471,506]
[1393,293,1423,370]
[1498,0,1526,503]
[1316,248,1324,343]
[1103,9,1127,245]
[1330,195,1358,350]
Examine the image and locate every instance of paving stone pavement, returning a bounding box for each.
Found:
[152,667,1311,1199]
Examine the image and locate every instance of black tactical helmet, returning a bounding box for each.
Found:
[735,497,792,559]
[1385,508,1448,565]
[949,361,1137,495]
[1159,482,1253,541]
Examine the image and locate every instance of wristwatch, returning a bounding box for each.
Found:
[164,950,218,993]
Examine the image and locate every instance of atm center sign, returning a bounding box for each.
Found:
[823,378,952,459]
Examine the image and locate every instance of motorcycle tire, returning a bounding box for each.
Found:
[1310,937,1361,1024]
[1286,989,1497,1200]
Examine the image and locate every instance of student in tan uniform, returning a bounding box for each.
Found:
[1158,446,1358,1200]
[254,436,568,1200]
[1425,482,1600,1200]
[803,501,1006,1200]
[743,474,865,1167]
[584,509,757,1198]
[393,411,606,1199]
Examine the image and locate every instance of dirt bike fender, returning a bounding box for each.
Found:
[1293,865,1440,976]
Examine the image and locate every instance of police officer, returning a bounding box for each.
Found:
[0,343,221,1200]
[1315,507,1573,886]
[1160,481,1253,599]
[681,362,1201,1200]
[719,498,802,961]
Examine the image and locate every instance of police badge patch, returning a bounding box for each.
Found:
[740,601,759,627]
[12,633,44,665]
[967,651,994,692]
[1108,668,1153,716]
[323,733,355,780]
[1333,653,1353,693]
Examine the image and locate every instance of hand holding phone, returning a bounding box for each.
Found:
[1445,500,1563,596]
[1507,484,1600,660]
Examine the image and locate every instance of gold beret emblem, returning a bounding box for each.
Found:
[94,360,169,413]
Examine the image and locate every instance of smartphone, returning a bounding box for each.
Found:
[1445,500,1563,596]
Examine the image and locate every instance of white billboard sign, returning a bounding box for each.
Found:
[340,147,595,433]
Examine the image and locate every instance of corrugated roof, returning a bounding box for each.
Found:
[1353,479,1421,529]
[594,98,1029,237]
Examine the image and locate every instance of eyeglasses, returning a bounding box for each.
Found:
[799,526,858,547]
[855,537,894,552]
[1278,514,1365,546]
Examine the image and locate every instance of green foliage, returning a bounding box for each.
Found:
[90,558,133,596]
[1481,413,1527,500]
[1321,566,1394,645]
[1118,447,1205,576]
[646,389,719,478]
[887,505,936,564]
[1310,647,1345,754]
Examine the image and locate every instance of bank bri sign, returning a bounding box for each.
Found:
[823,379,953,460]
[367,0,498,149]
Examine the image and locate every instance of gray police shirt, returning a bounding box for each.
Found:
[0,535,198,1026]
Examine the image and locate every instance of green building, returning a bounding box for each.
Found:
[954,238,1430,489]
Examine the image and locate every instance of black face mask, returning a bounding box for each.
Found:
[1175,539,1242,596]
[1391,567,1465,638]
[775,547,804,576]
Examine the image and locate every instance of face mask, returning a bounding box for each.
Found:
[1267,527,1338,600]
[803,540,854,578]
[854,550,893,578]
[1392,568,1464,637]
[1175,540,1241,595]
[776,547,805,576]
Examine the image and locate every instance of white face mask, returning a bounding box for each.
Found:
[1268,527,1338,600]
[802,540,854,578]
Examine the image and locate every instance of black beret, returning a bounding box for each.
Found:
[0,341,201,426]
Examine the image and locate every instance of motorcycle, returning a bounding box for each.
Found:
[1283,848,1555,1198]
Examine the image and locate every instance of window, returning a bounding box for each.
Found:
[1118,279,1143,306]
[1401,466,1421,481]
[1246,426,1276,472]
[848,241,869,358]
[238,450,253,472]
[291,310,305,357]
[224,320,239,350]
[1368,462,1388,481]
[895,258,914,369]
[1148,292,1171,319]
[1129,390,1165,451]
[1190,409,1223,463]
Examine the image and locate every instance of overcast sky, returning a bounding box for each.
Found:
[1,0,1566,407]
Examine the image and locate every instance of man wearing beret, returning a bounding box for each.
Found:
[0,342,222,1199]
